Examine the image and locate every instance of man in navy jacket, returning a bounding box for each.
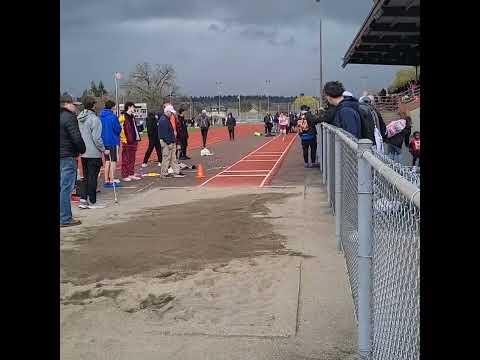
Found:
[157,104,185,178]
[323,81,361,138]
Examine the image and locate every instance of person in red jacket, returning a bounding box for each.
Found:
[409,131,420,167]
[120,102,141,181]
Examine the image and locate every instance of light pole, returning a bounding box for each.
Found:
[315,0,323,107]
[114,72,123,116]
[265,80,271,114]
[215,81,222,117]
[238,94,241,119]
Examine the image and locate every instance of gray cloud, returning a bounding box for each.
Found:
[61,0,401,97]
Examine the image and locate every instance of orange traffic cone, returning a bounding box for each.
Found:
[196,164,205,179]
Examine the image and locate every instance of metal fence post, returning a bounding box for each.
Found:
[322,127,327,185]
[326,130,332,205]
[357,139,373,360]
[317,124,323,173]
[334,133,343,253]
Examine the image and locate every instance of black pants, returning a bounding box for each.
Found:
[180,137,188,158]
[79,158,102,204]
[201,128,209,147]
[302,138,317,164]
[412,155,420,166]
[228,127,235,140]
[143,137,162,164]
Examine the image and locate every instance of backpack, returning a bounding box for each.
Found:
[358,103,376,144]
[386,119,406,138]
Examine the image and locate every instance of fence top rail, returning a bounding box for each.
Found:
[320,123,420,208]
[362,151,420,208]
[321,123,358,152]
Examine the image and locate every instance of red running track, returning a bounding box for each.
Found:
[79,124,264,177]
[199,133,297,187]
[128,123,264,167]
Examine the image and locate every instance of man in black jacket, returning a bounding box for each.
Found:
[177,108,190,160]
[60,95,86,227]
[141,112,162,168]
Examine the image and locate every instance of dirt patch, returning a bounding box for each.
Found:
[61,193,292,285]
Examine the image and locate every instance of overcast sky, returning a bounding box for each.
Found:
[60,0,404,98]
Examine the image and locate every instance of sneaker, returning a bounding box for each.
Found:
[173,173,186,178]
[130,175,142,180]
[60,218,82,227]
[112,179,121,184]
[304,163,311,168]
[141,163,148,168]
[88,203,106,209]
[78,200,89,209]
[122,177,132,182]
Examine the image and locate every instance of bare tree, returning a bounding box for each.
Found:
[124,63,177,108]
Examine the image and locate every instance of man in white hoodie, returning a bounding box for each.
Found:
[77,97,110,209]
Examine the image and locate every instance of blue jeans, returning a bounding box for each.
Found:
[60,157,77,224]
[387,144,403,164]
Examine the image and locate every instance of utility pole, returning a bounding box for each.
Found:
[215,81,222,117]
[265,80,271,114]
[114,72,122,116]
[315,0,323,107]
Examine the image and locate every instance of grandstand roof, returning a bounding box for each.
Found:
[342,0,420,67]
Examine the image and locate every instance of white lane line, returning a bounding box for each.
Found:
[199,136,278,187]
[242,159,277,162]
[217,174,266,177]
[259,135,297,187]
[223,170,271,173]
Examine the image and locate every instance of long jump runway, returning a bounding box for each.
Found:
[200,133,297,187]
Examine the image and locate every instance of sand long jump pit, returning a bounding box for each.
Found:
[61,188,305,346]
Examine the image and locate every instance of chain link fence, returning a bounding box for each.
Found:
[319,123,420,360]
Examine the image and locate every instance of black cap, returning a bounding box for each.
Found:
[124,101,137,110]
[60,95,81,106]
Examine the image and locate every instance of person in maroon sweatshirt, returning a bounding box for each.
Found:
[120,102,141,181]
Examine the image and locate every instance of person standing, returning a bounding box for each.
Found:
[409,131,420,167]
[197,109,211,148]
[226,113,236,141]
[278,112,289,141]
[385,112,412,164]
[99,100,122,186]
[120,102,141,182]
[60,95,86,226]
[273,112,280,134]
[324,81,362,138]
[77,97,110,209]
[141,111,162,168]
[158,104,185,178]
[297,105,320,168]
[177,108,190,160]
[263,113,272,136]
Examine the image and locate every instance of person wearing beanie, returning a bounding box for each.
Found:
[158,104,185,178]
[196,109,211,148]
[77,97,109,209]
[60,95,85,226]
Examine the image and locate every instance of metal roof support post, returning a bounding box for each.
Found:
[322,127,327,185]
[357,139,373,360]
[326,129,332,205]
[334,132,343,253]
